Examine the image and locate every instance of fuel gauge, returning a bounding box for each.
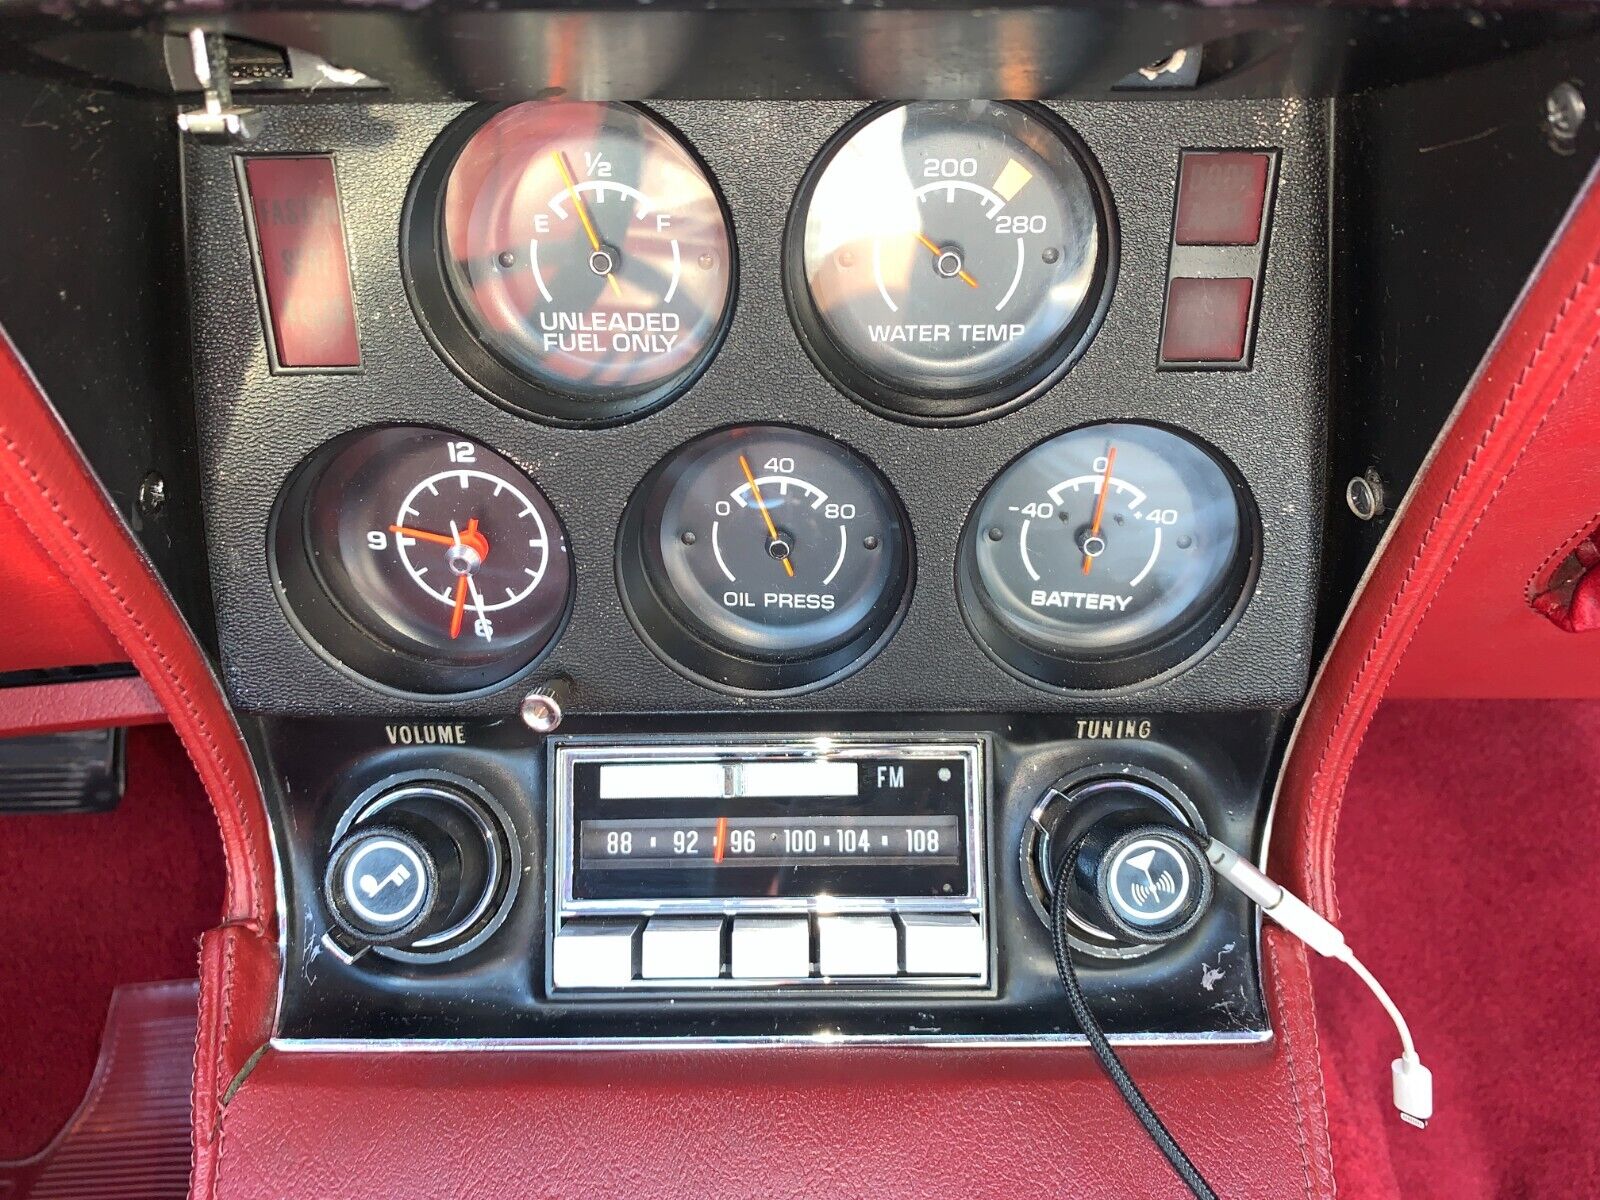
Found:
[407,101,735,425]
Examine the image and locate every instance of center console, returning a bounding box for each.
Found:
[185,93,1325,1049]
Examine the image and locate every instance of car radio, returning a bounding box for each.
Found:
[548,738,989,992]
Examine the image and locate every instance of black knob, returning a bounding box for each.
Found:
[324,782,494,955]
[1028,774,1213,949]
[325,826,444,946]
[1067,816,1211,944]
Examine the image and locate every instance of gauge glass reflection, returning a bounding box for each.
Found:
[960,422,1254,688]
[440,101,733,406]
[796,101,1108,416]
[619,426,911,691]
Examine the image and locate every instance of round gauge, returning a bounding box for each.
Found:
[272,426,573,694]
[788,101,1113,422]
[618,426,911,692]
[405,101,735,425]
[958,423,1256,689]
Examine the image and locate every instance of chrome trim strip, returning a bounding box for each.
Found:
[270,1027,1273,1053]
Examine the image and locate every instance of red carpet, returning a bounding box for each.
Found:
[0,724,223,1158]
[1317,699,1600,1198]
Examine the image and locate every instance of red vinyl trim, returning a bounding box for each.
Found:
[1274,166,1600,916]
[0,676,166,737]
[211,929,1334,1200]
[0,329,278,1194]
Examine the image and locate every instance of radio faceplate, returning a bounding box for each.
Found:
[549,738,989,992]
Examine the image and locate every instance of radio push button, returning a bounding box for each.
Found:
[897,913,986,976]
[551,920,642,989]
[817,914,898,977]
[641,916,724,980]
[730,916,811,979]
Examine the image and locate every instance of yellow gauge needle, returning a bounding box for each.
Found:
[1082,446,1117,575]
[739,454,795,578]
[916,233,979,289]
[552,150,623,299]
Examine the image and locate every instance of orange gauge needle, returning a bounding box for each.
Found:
[739,454,795,578]
[1082,446,1117,575]
[552,150,623,299]
[713,815,728,864]
[916,232,979,289]
[448,574,469,640]
[389,524,455,548]
[391,520,490,560]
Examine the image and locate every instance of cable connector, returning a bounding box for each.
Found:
[1393,1053,1434,1129]
[1204,837,1433,1130]
[1204,839,1345,956]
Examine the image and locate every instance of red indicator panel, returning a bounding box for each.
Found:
[1174,151,1272,247]
[241,156,361,370]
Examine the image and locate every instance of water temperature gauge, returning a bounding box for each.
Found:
[958,423,1256,689]
[273,426,572,694]
[619,425,911,691]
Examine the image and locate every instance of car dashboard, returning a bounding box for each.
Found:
[3,5,1600,1197]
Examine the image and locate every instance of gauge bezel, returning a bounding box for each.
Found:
[616,423,914,694]
[401,102,739,428]
[956,421,1260,692]
[782,101,1119,426]
[269,425,576,698]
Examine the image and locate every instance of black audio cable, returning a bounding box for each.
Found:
[1050,841,1219,1200]
[1051,823,1434,1199]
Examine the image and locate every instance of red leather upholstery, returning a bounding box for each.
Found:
[0,475,125,672]
[0,676,165,737]
[211,929,1334,1200]
[1274,174,1600,914]
[0,330,278,1194]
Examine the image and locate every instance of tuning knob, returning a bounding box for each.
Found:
[323,781,506,960]
[1066,815,1211,944]
[1025,772,1212,951]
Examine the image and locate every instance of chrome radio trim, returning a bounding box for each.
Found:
[548,735,989,992]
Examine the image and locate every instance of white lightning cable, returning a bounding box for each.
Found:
[1204,840,1435,1129]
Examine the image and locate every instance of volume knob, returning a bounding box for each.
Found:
[325,826,441,945]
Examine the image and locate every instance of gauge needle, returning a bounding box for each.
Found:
[915,232,979,289]
[444,518,486,640]
[448,575,469,640]
[1082,446,1117,576]
[739,453,795,578]
[552,150,623,299]
[464,574,493,643]
[389,524,456,548]
[713,815,727,865]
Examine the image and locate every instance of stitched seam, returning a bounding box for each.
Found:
[1314,330,1599,913]
[0,432,266,922]
[209,932,239,1200]
[1298,252,1600,904]
[1294,944,1339,1197]
[1524,507,1600,601]
[1276,940,1320,1200]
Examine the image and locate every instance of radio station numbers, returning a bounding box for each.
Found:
[579,815,959,867]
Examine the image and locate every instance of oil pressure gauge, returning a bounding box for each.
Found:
[788,101,1114,422]
[958,423,1256,689]
[619,425,911,692]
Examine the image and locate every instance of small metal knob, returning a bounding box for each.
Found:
[520,682,570,734]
